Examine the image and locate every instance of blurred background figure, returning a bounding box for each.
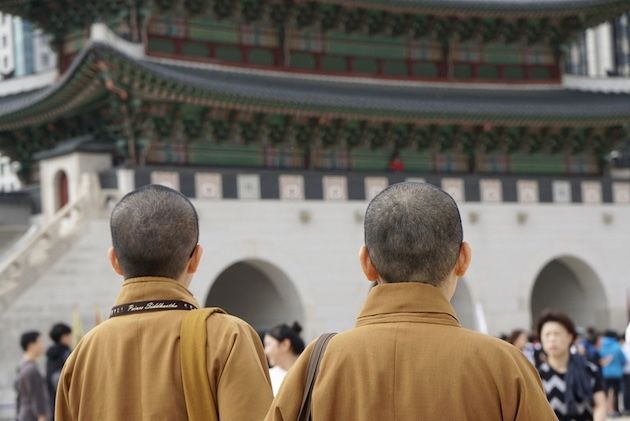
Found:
[579,327,603,371]
[387,151,404,173]
[527,333,545,367]
[536,312,606,421]
[15,331,49,421]
[46,323,72,418]
[599,330,627,417]
[264,322,305,395]
[508,329,537,365]
[620,333,630,415]
[508,329,528,352]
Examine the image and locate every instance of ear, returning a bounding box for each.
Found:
[453,241,472,278]
[186,244,203,274]
[280,338,292,352]
[359,245,380,282]
[108,247,124,276]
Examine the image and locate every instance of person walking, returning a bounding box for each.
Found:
[15,331,50,421]
[265,182,557,421]
[46,323,72,418]
[599,330,627,417]
[264,322,305,395]
[55,185,272,420]
[536,312,606,421]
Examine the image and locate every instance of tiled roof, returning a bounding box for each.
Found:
[1,42,630,130]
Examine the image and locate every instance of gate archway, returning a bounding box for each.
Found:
[206,260,304,332]
[530,256,608,329]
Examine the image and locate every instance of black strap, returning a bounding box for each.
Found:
[110,300,198,318]
[297,333,337,421]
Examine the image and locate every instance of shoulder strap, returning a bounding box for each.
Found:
[180,307,225,421]
[297,333,337,421]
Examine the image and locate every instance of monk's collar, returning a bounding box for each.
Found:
[114,276,200,308]
[356,282,460,327]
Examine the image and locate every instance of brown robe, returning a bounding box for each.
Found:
[55,277,272,420]
[266,283,558,421]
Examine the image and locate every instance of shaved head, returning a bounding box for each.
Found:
[110,184,199,279]
[364,182,463,285]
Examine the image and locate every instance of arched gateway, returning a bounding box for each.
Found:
[530,256,609,329]
[206,260,305,332]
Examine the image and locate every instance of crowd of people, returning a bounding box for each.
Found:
[11,183,630,421]
[502,317,630,420]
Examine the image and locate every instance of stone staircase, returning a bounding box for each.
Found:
[0,174,120,314]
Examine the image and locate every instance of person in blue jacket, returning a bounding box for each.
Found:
[599,330,627,416]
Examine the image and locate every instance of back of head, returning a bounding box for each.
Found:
[364,182,463,284]
[586,326,599,344]
[267,322,305,355]
[110,185,199,279]
[604,329,618,340]
[49,323,72,344]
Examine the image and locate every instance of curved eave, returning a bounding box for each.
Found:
[132,55,630,127]
[1,42,630,132]
[0,46,107,131]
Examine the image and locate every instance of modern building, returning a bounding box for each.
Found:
[0,11,56,82]
[0,0,630,410]
[0,13,15,78]
[565,12,630,78]
[564,9,630,105]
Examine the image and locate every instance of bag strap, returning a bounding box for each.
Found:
[180,307,225,421]
[297,333,337,421]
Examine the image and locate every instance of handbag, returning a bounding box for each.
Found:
[296,333,337,421]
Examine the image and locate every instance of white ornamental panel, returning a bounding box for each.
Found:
[279,175,305,200]
[517,180,539,203]
[581,181,602,204]
[151,171,180,191]
[612,182,630,204]
[480,179,502,203]
[552,181,572,204]
[323,176,348,201]
[195,173,222,200]
[364,177,389,201]
[441,178,465,202]
[237,174,261,200]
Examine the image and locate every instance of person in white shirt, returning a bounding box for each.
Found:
[264,322,305,396]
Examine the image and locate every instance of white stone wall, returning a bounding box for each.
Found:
[1,197,629,408]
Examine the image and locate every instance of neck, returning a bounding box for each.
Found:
[176,273,192,288]
[548,352,570,373]
[23,353,37,362]
[276,353,298,371]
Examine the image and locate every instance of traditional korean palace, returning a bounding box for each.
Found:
[1,0,630,411]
